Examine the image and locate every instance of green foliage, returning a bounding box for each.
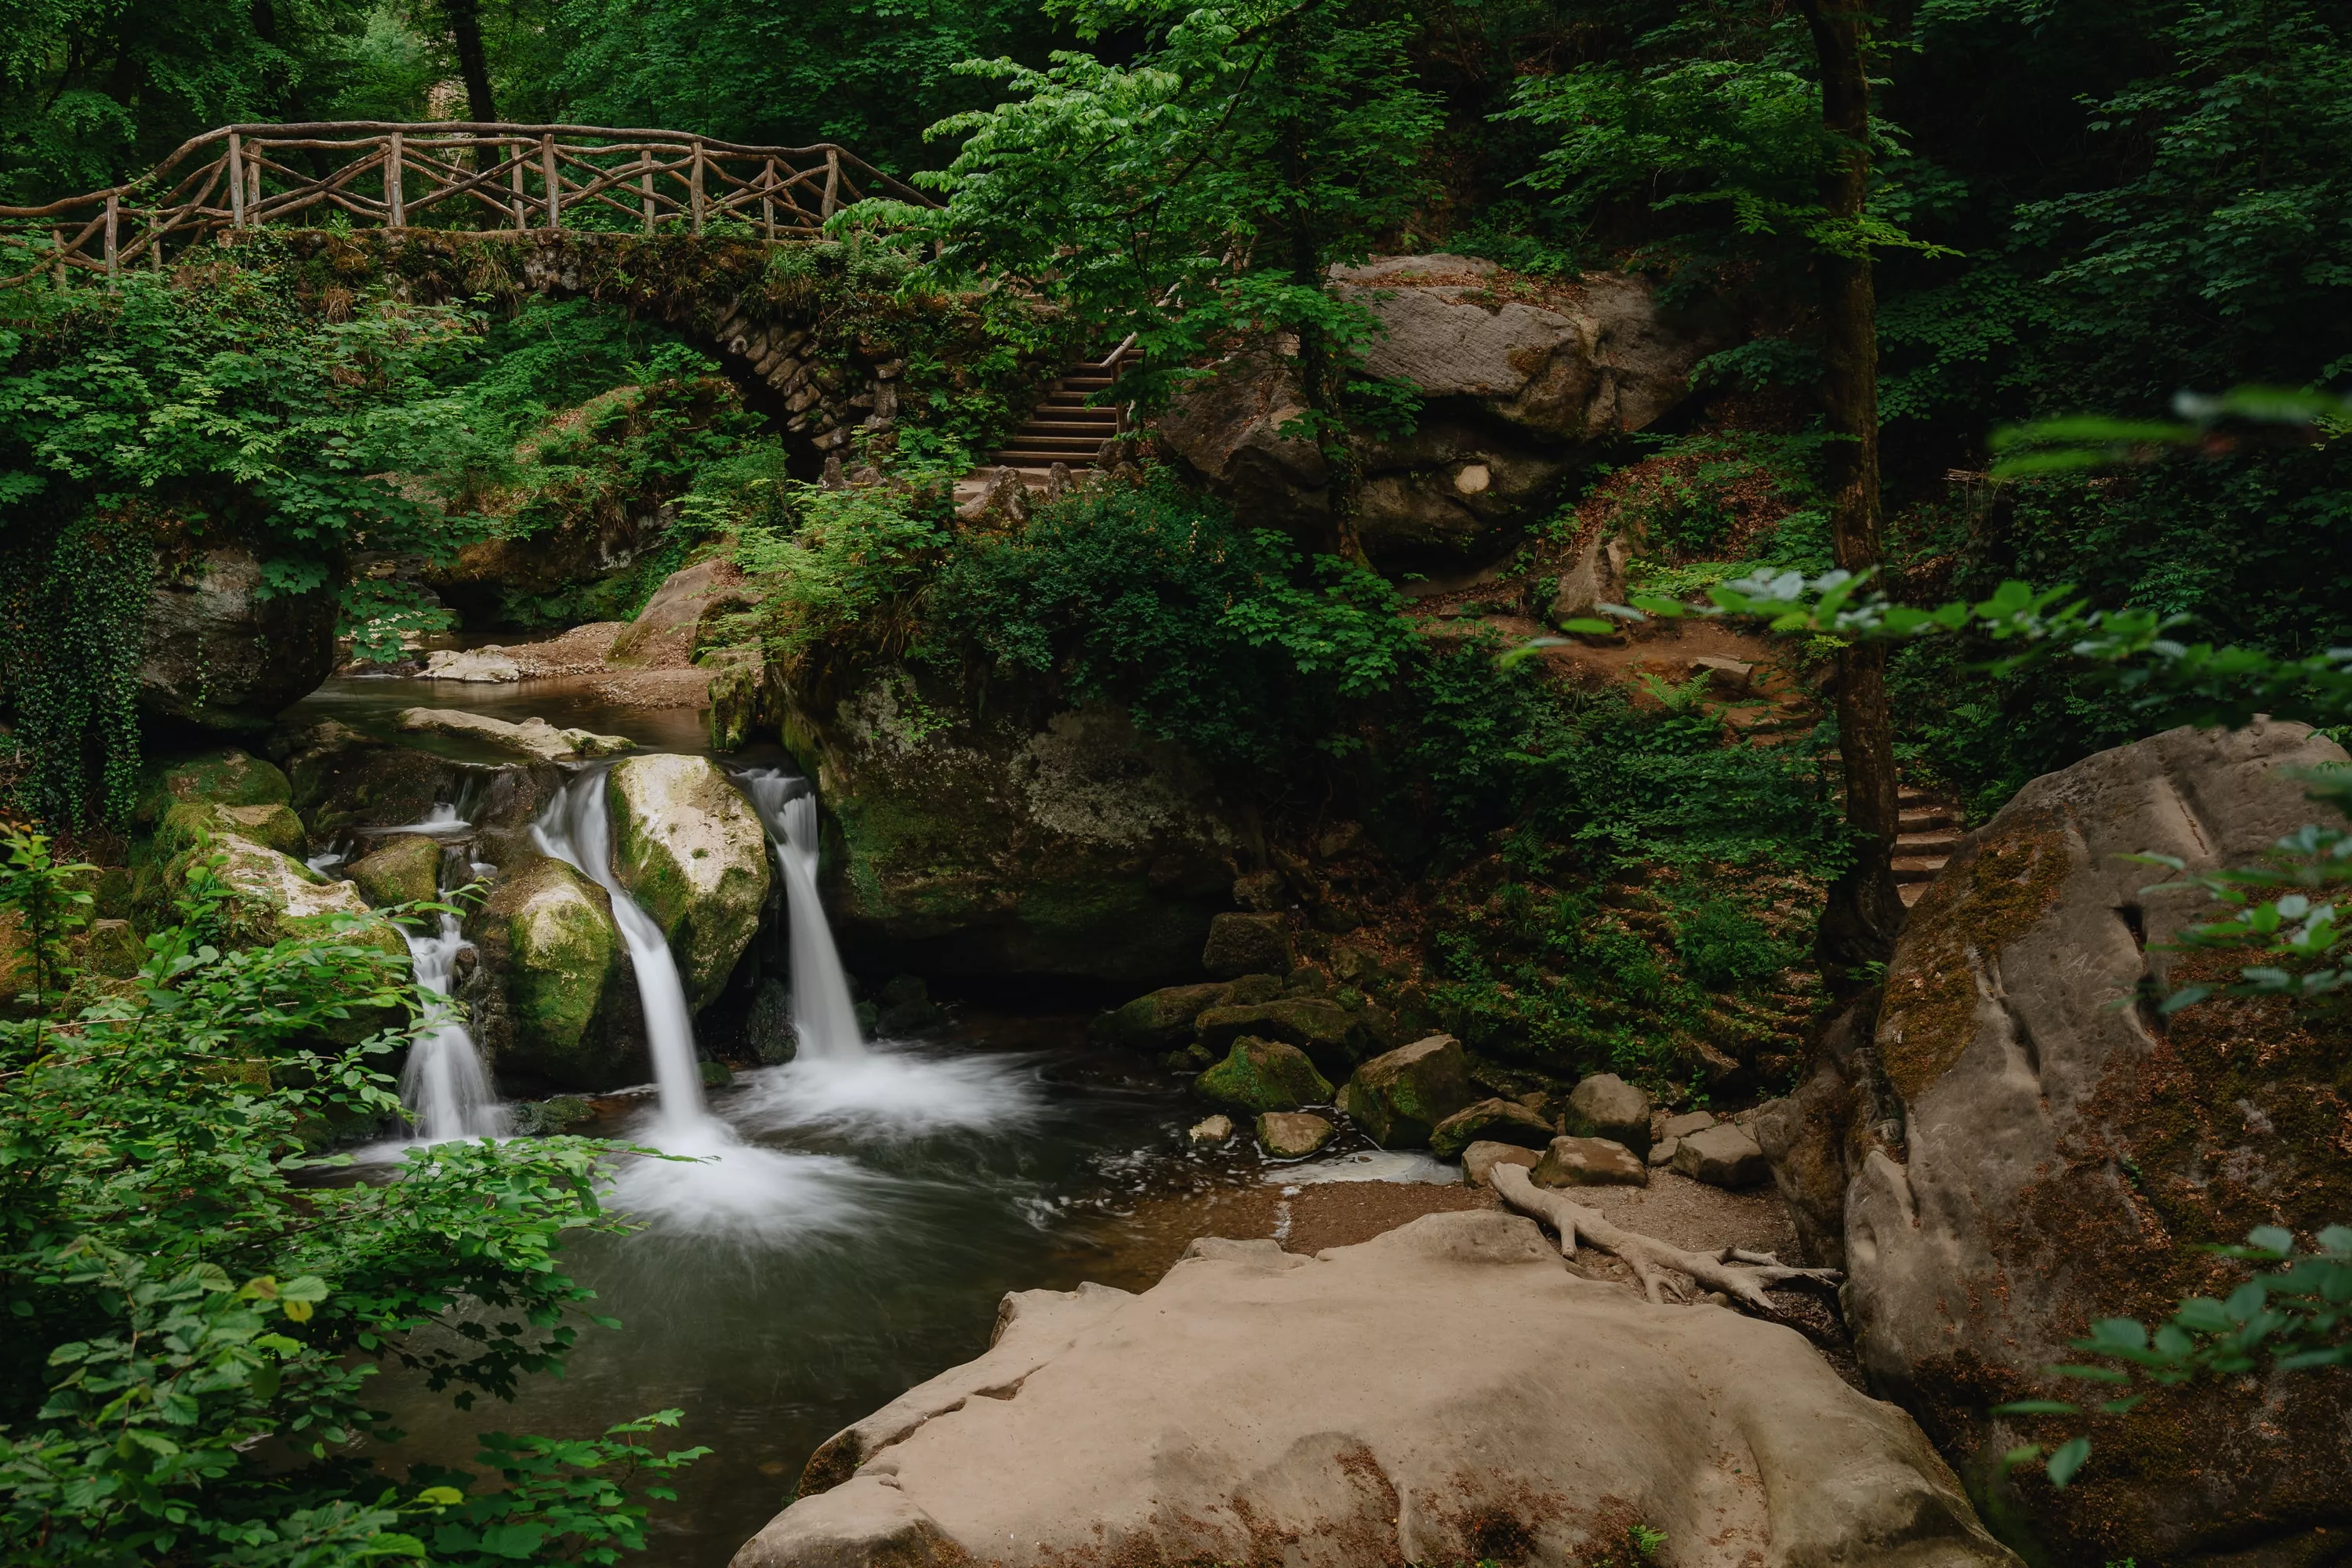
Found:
[929,474,1414,765]
[0,506,151,829]
[0,836,700,1565]
[734,476,953,665]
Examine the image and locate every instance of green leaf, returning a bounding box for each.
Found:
[2045,1436,2093,1490]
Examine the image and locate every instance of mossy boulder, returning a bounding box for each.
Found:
[778,663,1243,986]
[1192,997,1366,1078]
[1337,1034,1475,1148]
[1193,1036,1333,1112]
[1430,1098,1555,1160]
[466,854,641,1091]
[162,832,397,954]
[605,753,771,1010]
[349,836,445,908]
[140,747,292,822]
[1202,911,1292,979]
[1563,1073,1653,1158]
[1095,982,1228,1050]
[155,799,310,863]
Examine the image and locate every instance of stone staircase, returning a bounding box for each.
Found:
[1893,786,1964,906]
[987,355,1123,477]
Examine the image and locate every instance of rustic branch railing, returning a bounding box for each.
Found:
[0,122,935,292]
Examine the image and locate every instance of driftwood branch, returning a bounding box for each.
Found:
[1491,1163,1841,1316]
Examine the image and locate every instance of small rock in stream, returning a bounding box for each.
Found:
[1256,1111,1335,1160]
[1186,1114,1234,1147]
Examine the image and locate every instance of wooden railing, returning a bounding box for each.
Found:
[0,122,935,292]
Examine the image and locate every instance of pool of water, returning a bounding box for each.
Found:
[363,1011,1271,1566]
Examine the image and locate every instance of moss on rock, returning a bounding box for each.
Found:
[1194,1036,1333,1112]
[605,753,771,1011]
[349,836,446,909]
[1193,997,1367,1078]
[156,800,309,862]
[1095,982,1229,1050]
[1338,1035,1475,1148]
[468,854,640,1090]
[139,748,292,823]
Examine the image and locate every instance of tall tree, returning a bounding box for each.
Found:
[445,0,499,121]
[1794,0,1903,984]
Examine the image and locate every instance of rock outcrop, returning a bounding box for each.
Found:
[735,1211,2019,1568]
[465,852,642,1091]
[780,663,1246,987]
[604,754,770,1010]
[1155,257,1726,572]
[1767,720,2352,1563]
[140,546,338,732]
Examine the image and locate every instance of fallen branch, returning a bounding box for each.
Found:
[1492,1163,1841,1315]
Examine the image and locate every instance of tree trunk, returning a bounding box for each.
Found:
[445,0,497,123]
[1796,0,1903,988]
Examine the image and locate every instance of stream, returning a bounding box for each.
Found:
[301,656,1290,1563]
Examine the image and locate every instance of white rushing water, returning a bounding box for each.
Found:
[731,766,867,1063]
[532,767,710,1128]
[399,905,506,1142]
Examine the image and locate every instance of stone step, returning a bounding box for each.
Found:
[1899,807,1956,830]
[1900,881,1930,907]
[1001,437,1109,456]
[1893,855,1950,880]
[1896,830,1962,855]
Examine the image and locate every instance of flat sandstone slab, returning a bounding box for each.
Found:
[733,1210,2018,1568]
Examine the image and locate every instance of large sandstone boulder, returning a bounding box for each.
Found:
[1765,720,2352,1564]
[1156,257,1726,572]
[140,546,338,732]
[736,1212,2019,1568]
[779,663,1244,987]
[1337,1033,1475,1147]
[608,557,753,666]
[604,754,770,1011]
[465,852,642,1090]
[160,830,402,961]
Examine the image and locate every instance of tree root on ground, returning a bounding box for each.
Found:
[1491,1163,1842,1316]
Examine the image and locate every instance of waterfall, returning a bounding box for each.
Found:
[398,902,505,1142]
[732,767,868,1062]
[533,766,710,1127]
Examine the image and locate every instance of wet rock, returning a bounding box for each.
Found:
[1462,1140,1542,1189]
[467,853,641,1091]
[1531,1134,1649,1188]
[396,707,634,761]
[1671,1121,1766,1189]
[1256,1111,1335,1159]
[155,800,308,862]
[1429,1097,1555,1159]
[746,978,797,1065]
[1201,911,1292,979]
[1336,1034,1475,1149]
[506,1095,593,1135]
[699,1058,735,1090]
[702,643,770,750]
[605,753,771,1011]
[160,831,405,976]
[875,975,946,1035]
[140,545,337,732]
[1563,1072,1653,1158]
[282,730,515,840]
[1193,1036,1333,1113]
[347,835,444,908]
[1094,982,1226,1051]
[1191,996,1363,1077]
[1187,1114,1234,1147]
[783,666,1241,987]
[744,1212,2020,1568]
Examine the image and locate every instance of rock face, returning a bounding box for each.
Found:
[608,557,753,666]
[140,546,338,732]
[1563,1072,1653,1157]
[737,1212,2019,1568]
[1191,996,1363,1077]
[780,663,1244,987]
[1337,1034,1475,1147]
[1156,257,1726,571]
[1194,1037,1333,1112]
[466,853,641,1090]
[604,754,770,1010]
[1769,720,2352,1564]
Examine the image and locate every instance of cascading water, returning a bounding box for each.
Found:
[532,767,710,1127]
[398,900,505,1142]
[732,768,867,1063]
